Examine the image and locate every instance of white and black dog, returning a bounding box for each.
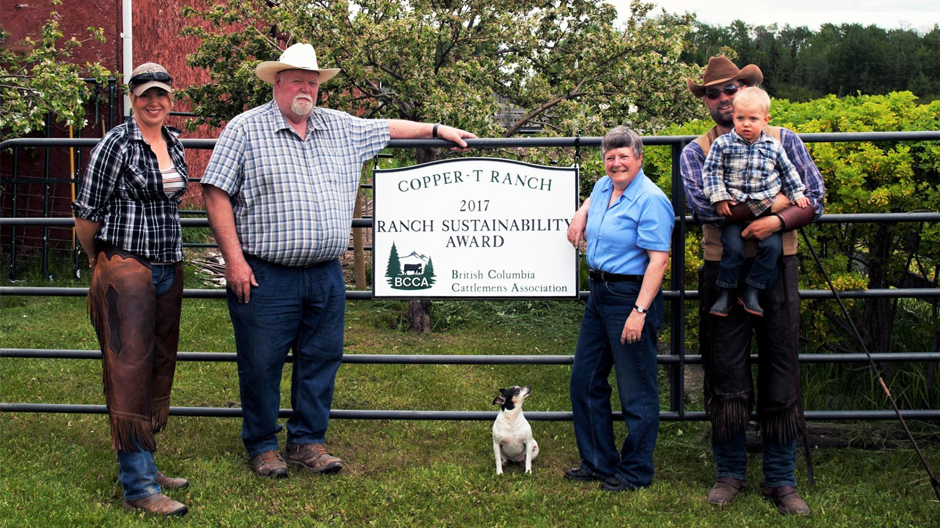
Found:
[492,386,539,474]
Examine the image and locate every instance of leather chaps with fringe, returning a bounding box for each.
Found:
[88,246,183,452]
[698,256,804,444]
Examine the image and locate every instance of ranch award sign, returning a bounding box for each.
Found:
[373,158,579,299]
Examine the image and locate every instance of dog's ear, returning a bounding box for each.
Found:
[493,395,506,406]
[499,388,506,394]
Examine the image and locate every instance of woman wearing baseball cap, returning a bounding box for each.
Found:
[73,62,189,517]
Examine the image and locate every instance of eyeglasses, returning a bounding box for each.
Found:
[129,71,173,87]
[705,83,741,100]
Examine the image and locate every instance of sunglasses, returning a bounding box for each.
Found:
[129,71,173,87]
[705,83,741,100]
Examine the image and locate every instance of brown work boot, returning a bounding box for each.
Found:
[763,485,811,516]
[122,493,188,517]
[707,477,746,505]
[249,449,288,478]
[155,471,189,490]
[284,443,343,474]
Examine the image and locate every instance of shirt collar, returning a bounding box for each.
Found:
[268,99,324,136]
[601,169,647,203]
[731,128,769,145]
[125,115,175,144]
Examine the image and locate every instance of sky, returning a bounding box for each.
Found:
[611,0,940,32]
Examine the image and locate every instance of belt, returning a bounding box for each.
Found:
[588,269,644,283]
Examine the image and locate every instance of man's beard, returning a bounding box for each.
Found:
[709,104,733,129]
[291,96,314,117]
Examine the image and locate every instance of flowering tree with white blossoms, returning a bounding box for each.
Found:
[0,1,111,141]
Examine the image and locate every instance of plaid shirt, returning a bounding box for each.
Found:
[703,130,805,216]
[683,127,825,224]
[72,118,188,262]
[201,101,389,266]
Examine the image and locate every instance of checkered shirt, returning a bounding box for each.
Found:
[72,118,188,262]
[201,101,389,266]
[702,130,807,216]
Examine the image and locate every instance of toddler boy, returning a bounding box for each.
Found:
[703,87,809,317]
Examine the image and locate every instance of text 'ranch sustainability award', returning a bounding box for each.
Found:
[373,158,579,299]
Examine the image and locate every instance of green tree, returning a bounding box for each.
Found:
[677,20,940,102]
[181,0,703,143]
[0,1,110,140]
[423,257,435,285]
[385,241,402,283]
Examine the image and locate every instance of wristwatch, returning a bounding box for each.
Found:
[634,305,648,314]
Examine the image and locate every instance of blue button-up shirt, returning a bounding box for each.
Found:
[585,170,674,275]
[201,101,390,266]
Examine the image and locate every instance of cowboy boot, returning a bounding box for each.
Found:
[155,471,189,490]
[763,485,811,516]
[707,477,746,505]
[709,288,735,317]
[123,493,188,517]
[737,285,764,317]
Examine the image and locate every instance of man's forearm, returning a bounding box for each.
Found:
[202,186,245,264]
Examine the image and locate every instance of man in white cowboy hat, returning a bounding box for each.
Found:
[201,42,476,479]
[680,56,826,516]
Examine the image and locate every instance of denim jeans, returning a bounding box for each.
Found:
[228,256,345,457]
[569,279,662,488]
[118,442,161,500]
[116,264,176,500]
[712,431,797,488]
[717,222,782,290]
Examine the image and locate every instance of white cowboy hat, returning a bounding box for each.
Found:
[255,43,341,84]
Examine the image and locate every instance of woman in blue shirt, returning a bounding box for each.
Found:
[563,126,674,491]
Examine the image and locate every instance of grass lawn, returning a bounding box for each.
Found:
[2,283,939,526]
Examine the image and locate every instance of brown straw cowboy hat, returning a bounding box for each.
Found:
[686,56,763,97]
[255,43,341,84]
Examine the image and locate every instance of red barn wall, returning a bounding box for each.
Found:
[1,0,218,265]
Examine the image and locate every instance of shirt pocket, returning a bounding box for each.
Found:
[602,211,638,250]
[123,163,158,200]
[321,149,359,198]
[755,146,779,175]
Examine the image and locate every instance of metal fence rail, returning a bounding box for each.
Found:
[2,132,939,422]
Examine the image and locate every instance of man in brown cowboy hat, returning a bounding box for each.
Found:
[202,43,476,479]
[680,56,826,516]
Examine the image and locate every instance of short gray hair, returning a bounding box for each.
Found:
[600,126,643,159]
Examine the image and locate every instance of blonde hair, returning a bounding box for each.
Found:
[732,86,770,114]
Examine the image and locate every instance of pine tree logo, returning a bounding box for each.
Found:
[386,242,436,290]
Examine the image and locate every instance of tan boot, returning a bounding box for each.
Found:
[284,443,343,474]
[156,471,189,490]
[763,485,811,516]
[249,449,288,478]
[707,477,746,505]
[122,493,188,517]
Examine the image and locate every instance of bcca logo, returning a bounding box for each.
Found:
[385,242,436,290]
